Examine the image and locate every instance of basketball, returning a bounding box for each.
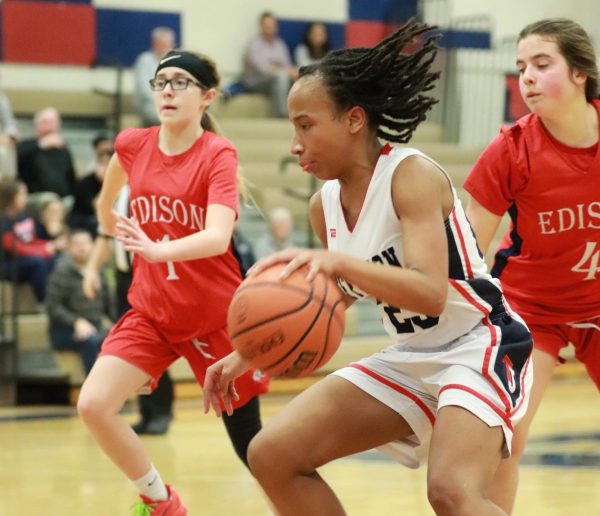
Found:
[227,262,346,378]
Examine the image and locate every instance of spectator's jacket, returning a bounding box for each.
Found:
[45,255,113,329]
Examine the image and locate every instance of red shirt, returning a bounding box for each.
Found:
[115,127,242,340]
[464,100,600,325]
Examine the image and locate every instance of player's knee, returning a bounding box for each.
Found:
[248,432,276,479]
[76,392,108,427]
[248,430,296,482]
[427,472,475,515]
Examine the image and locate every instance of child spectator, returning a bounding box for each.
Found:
[0,179,57,306]
[37,198,68,254]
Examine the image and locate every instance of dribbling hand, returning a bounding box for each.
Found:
[248,247,342,282]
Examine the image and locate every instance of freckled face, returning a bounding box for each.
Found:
[517,34,585,116]
[288,76,354,181]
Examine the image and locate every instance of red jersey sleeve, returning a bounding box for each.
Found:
[463,127,530,216]
[205,137,239,215]
[115,128,146,173]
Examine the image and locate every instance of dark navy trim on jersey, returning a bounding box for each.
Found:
[446,218,466,280]
[491,203,523,278]
[468,277,504,310]
[490,310,533,406]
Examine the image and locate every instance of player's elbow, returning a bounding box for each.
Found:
[214,235,232,256]
[426,298,446,317]
[423,285,447,317]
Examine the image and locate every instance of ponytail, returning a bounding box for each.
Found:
[202,111,251,205]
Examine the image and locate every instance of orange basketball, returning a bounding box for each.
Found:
[227,262,346,378]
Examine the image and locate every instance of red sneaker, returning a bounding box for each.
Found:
[134,484,187,516]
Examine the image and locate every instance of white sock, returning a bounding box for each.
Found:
[132,465,168,501]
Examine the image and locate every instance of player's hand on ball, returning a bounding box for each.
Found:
[115,215,163,263]
[249,248,342,282]
[203,351,249,417]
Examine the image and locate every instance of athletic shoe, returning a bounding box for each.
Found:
[133,484,187,515]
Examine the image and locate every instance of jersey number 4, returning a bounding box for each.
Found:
[572,241,600,280]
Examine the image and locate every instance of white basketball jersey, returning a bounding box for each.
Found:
[321,145,504,349]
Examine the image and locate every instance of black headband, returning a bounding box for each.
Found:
[154,50,217,88]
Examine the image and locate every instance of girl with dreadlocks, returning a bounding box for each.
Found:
[204,20,532,515]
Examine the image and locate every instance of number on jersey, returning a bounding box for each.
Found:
[572,241,600,280]
[159,234,180,281]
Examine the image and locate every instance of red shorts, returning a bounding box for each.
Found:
[529,316,600,389]
[100,309,269,409]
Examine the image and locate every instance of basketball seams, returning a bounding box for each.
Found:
[228,265,346,378]
[230,285,315,339]
[265,273,329,372]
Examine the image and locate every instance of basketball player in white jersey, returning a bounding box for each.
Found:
[204,20,532,515]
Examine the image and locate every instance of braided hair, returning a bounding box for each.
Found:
[299,19,440,143]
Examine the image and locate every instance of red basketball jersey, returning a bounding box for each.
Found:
[464,100,600,325]
[115,127,242,340]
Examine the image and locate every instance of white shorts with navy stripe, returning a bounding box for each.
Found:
[332,316,533,469]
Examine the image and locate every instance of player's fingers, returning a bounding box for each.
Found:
[306,260,320,282]
[228,382,240,402]
[249,249,300,276]
[222,393,234,416]
[115,223,136,239]
[248,255,280,276]
[280,254,309,278]
[203,375,215,413]
[211,395,223,417]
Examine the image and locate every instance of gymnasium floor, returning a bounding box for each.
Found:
[0,374,599,515]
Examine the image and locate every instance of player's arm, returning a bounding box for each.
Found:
[465,196,503,256]
[330,156,449,316]
[309,192,355,308]
[96,154,128,236]
[82,235,112,300]
[116,203,235,263]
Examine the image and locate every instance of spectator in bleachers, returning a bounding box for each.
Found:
[46,229,112,375]
[69,133,113,237]
[0,89,19,180]
[294,22,331,68]
[0,179,58,306]
[254,206,296,258]
[37,198,68,254]
[240,11,298,117]
[16,107,76,213]
[133,27,176,127]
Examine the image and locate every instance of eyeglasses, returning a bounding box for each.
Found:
[98,149,114,157]
[149,77,203,91]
